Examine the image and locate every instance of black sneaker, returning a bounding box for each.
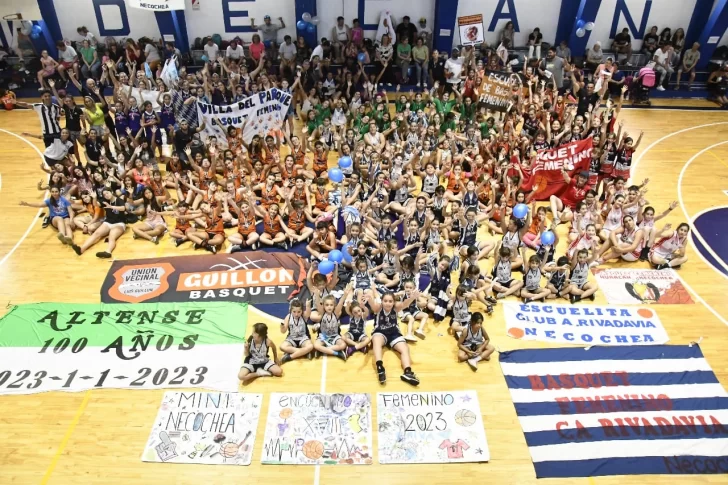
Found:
[589,294,595,301]
[229,244,242,253]
[193,243,201,250]
[336,350,347,361]
[281,353,292,364]
[96,251,112,259]
[71,244,82,255]
[570,294,581,304]
[639,246,650,261]
[307,351,314,360]
[174,238,184,247]
[656,263,669,270]
[523,297,532,304]
[223,221,234,229]
[377,366,387,384]
[485,296,497,305]
[208,244,217,254]
[400,370,420,386]
[485,304,494,315]
[41,215,50,228]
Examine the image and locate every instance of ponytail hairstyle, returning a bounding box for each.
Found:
[249,322,268,344]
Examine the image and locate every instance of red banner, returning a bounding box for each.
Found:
[523,138,593,200]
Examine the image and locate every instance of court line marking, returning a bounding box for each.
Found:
[688,205,728,280]
[707,150,728,170]
[40,390,92,485]
[0,129,48,269]
[677,141,728,278]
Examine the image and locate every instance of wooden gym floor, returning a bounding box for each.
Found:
[0,100,727,484]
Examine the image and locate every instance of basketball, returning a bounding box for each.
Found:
[455,409,477,427]
[302,440,324,460]
[221,442,240,458]
[279,407,293,419]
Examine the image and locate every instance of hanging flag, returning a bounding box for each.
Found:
[499,345,728,478]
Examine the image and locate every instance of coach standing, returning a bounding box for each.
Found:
[14,90,62,146]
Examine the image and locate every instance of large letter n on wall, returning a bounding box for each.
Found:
[223,0,256,33]
[610,0,652,39]
[93,0,130,36]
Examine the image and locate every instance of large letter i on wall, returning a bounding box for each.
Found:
[610,0,652,39]
[93,0,130,36]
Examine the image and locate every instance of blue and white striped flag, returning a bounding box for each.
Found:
[500,345,728,478]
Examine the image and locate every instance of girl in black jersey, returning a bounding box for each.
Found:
[544,256,574,299]
[238,323,282,383]
[280,299,314,363]
[457,312,495,371]
[312,291,349,361]
[397,280,429,341]
[343,294,372,356]
[369,287,421,386]
[521,255,551,303]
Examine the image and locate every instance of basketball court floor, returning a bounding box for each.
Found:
[0,99,727,484]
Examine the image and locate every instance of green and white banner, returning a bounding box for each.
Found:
[0,302,248,395]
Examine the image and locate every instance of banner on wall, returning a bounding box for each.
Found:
[128,0,185,11]
[141,392,262,465]
[524,137,594,200]
[479,70,514,112]
[100,252,307,304]
[591,268,695,305]
[0,302,247,395]
[458,14,485,46]
[196,88,292,146]
[261,393,373,465]
[500,345,728,478]
[377,391,490,464]
[503,302,669,345]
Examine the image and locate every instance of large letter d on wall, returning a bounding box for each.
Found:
[93,0,130,36]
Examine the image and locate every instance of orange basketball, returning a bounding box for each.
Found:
[302,440,324,460]
[637,308,653,318]
[221,442,239,458]
[508,327,525,339]
[279,407,293,419]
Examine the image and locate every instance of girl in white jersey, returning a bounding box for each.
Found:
[637,201,677,260]
[593,215,646,264]
[568,248,598,303]
[280,299,314,363]
[567,223,600,259]
[491,242,525,299]
[238,323,282,383]
[457,312,495,371]
[521,255,552,302]
[649,223,690,270]
[313,291,349,361]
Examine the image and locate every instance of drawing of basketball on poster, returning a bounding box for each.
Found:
[458,14,484,46]
[261,393,373,465]
[377,391,490,464]
[141,392,262,465]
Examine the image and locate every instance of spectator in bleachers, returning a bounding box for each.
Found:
[249,35,266,65]
[585,41,604,74]
[251,15,285,51]
[78,39,100,80]
[36,50,58,91]
[642,26,659,57]
[539,46,565,90]
[649,43,674,91]
[351,19,364,46]
[204,38,219,63]
[445,48,464,92]
[226,40,244,61]
[607,61,626,96]
[396,16,418,46]
[594,56,616,95]
[418,18,432,51]
[125,39,141,68]
[279,35,297,69]
[672,28,686,57]
[429,49,446,91]
[56,41,79,81]
[556,40,572,64]
[165,42,181,62]
[658,28,672,48]
[412,37,429,88]
[295,36,312,65]
[397,36,412,84]
[77,27,97,47]
[331,17,351,63]
[107,40,125,73]
[527,27,543,60]
[611,28,633,66]
[676,42,700,90]
[375,34,394,85]
[500,21,515,47]
[143,39,162,71]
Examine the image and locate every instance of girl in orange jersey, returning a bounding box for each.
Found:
[164,151,184,189]
[254,173,282,210]
[168,202,202,247]
[227,195,261,252]
[254,202,289,249]
[311,177,329,217]
[221,179,246,225]
[71,191,104,235]
[443,163,470,202]
[174,172,203,209]
[263,133,281,166]
[187,201,226,254]
[186,147,218,191]
[222,157,245,189]
[149,170,174,206]
[312,141,330,179]
[284,199,315,245]
[284,175,313,214]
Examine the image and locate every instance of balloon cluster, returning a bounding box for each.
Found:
[574,19,595,38]
[30,24,43,40]
[297,12,320,34]
[327,155,352,183]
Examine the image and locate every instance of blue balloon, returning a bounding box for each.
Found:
[30,32,40,40]
[357,52,367,63]
[297,20,307,31]
[328,167,344,183]
[200,54,209,62]
[329,249,343,263]
[318,259,335,275]
[576,19,586,30]
[541,230,555,246]
[513,203,528,219]
[306,22,316,34]
[342,242,354,263]
[338,156,352,169]
[32,25,42,35]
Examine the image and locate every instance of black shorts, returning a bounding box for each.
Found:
[43,133,61,147]
[241,360,274,372]
[373,327,405,348]
[346,330,367,342]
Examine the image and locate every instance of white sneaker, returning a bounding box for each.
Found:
[416,82,421,87]
[423,83,428,88]
[256,368,272,377]
[656,86,665,91]
[404,334,417,342]
[467,358,478,371]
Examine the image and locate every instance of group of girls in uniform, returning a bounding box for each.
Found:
[16,44,692,384]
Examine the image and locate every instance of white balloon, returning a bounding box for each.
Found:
[576,28,586,38]
[311,16,320,26]
[20,21,33,36]
[585,22,595,31]
[302,12,312,22]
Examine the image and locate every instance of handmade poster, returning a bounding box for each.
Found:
[458,14,484,46]
[524,138,594,200]
[377,391,490,464]
[101,252,307,304]
[479,70,513,112]
[503,302,668,346]
[142,392,262,465]
[591,268,694,305]
[196,88,292,145]
[261,393,373,465]
[500,345,728,478]
[0,302,246,394]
